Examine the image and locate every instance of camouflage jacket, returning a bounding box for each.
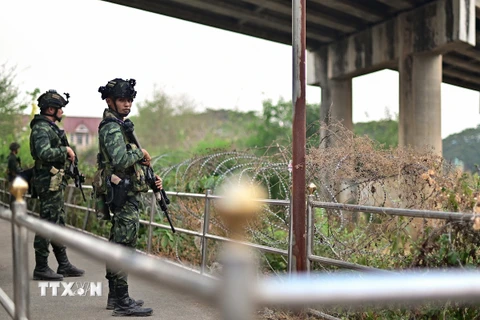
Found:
[29,114,69,191]
[98,109,144,183]
[7,152,21,182]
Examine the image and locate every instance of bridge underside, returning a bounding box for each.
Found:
[103,0,480,91]
[103,0,479,153]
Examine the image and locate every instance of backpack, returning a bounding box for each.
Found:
[18,166,37,198]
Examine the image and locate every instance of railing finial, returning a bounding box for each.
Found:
[10,176,28,203]
[217,177,266,240]
[307,182,317,195]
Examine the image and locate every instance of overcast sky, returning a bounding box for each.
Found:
[1,0,479,138]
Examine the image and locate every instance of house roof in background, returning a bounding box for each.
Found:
[20,115,102,134]
[62,116,101,134]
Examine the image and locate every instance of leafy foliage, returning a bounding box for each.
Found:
[0,66,39,172]
[354,119,398,148]
[443,125,480,172]
[243,98,320,150]
[0,64,27,141]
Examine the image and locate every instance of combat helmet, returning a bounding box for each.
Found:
[9,142,20,151]
[98,78,137,100]
[37,90,70,110]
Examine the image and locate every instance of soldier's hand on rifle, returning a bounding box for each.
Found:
[140,148,151,166]
[66,146,76,162]
[154,174,162,190]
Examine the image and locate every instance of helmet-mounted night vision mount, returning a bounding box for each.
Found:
[98,78,137,100]
[37,90,70,109]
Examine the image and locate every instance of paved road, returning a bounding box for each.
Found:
[0,218,220,320]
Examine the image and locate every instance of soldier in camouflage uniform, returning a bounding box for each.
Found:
[98,78,161,317]
[7,142,22,205]
[7,142,21,183]
[30,90,85,281]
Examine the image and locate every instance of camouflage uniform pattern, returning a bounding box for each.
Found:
[7,152,21,205]
[7,152,21,182]
[29,114,69,258]
[99,108,144,289]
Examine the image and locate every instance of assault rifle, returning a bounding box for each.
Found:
[67,157,86,202]
[59,129,86,202]
[124,120,175,233]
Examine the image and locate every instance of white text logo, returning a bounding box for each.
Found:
[38,282,102,297]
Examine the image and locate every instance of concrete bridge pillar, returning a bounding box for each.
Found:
[399,53,442,154]
[310,49,352,146]
[308,0,475,153]
[321,79,353,138]
[328,79,353,132]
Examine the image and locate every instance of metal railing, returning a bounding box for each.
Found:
[3,178,480,319]
[9,177,476,275]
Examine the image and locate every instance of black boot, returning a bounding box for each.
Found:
[53,247,85,277]
[112,286,152,317]
[106,281,144,310]
[33,254,63,281]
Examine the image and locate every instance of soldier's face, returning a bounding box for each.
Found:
[56,107,64,119]
[113,98,132,117]
[45,106,63,121]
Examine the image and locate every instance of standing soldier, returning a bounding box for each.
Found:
[7,142,22,205]
[7,142,21,182]
[97,78,161,317]
[30,90,85,281]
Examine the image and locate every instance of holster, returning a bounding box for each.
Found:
[109,177,131,208]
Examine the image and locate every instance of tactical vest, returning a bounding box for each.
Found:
[94,113,148,195]
[29,115,69,196]
[29,115,68,170]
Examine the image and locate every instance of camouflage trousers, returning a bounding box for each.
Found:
[105,194,140,289]
[34,189,66,258]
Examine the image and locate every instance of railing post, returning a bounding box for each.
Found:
[65,186,74,222]
[10,178,30,320]
[291,0,307,273]
[147,191,156,254]
[216,181,263,320]
[287,196,293,274]
[201,189,212,274]
[306,183,317,273]
[82,197,91,230]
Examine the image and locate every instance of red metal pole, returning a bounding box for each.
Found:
[291,0,307,272]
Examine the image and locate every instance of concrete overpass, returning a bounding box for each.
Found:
[102,0,479,153]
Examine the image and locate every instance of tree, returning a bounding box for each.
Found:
[0,64,27,145]
[354,119,398,148]
[443,125,480,172]
[244,98,320,149]
[131,90,197,153]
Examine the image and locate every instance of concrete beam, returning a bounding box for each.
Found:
[310,0,385,22]
[307,0,475,82]
[173,0,334,42]
[375,0,413,10]
[443,67,480,85]
[241,0,360,33]
[443,55,480,74]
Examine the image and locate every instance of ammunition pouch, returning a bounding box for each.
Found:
[126,143,148,193]
[92,168,107,196]
[94,195,111,221]
[48,167,65,191]
[131,162,149,192]
[92,168,114,219]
